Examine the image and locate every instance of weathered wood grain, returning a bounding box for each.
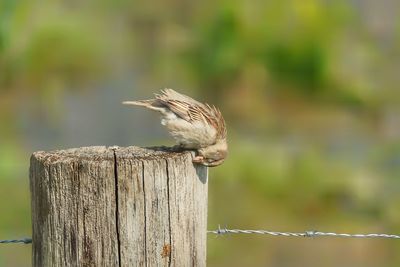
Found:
[30,146,208,267]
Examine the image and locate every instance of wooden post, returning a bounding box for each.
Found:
[29,146,208,267]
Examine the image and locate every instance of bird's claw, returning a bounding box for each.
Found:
[192,155,205,164]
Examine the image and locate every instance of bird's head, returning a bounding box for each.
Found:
[196,139,228,167]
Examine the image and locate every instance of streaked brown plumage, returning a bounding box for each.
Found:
[123,89,227,166]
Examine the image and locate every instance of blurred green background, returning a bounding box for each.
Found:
[1,0,400,266]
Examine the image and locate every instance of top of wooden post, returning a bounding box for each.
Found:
[32,145,195,164]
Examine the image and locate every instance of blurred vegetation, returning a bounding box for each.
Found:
[1,0,400,266]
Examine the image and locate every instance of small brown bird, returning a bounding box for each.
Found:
[123,89,227,167]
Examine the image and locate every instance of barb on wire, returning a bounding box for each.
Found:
[208,225,400,239]
[0,238,32,244]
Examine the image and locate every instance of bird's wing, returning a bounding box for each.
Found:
[157,89,227,140]
[206,104,227,140]
[157,88,203,105]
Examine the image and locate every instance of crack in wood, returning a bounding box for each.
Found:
[113,150,122,267]
[142,161,148,267]
[165,159,172,267]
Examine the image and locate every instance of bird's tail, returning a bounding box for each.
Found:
[122,100,153,107]
[122,99,165,112]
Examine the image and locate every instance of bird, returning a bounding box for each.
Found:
[123,89,227,167]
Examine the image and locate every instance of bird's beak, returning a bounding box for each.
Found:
[192,152,226,167]
[198,158,225,167]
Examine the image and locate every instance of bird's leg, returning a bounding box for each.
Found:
[171,145,207,165]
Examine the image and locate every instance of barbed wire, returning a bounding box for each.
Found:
[208,225,400,239]
[2,226,400,245]
[0,238,32,244]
